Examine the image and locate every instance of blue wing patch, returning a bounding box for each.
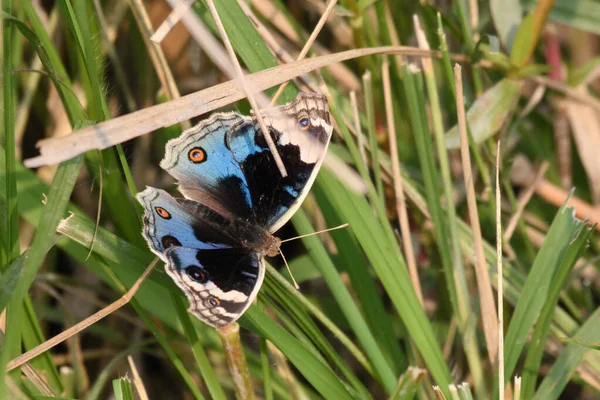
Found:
[137,187,232,257]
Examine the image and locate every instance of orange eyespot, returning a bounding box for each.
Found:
[298,117,310,130]
[188,147,206,163]
[155,207,171,219]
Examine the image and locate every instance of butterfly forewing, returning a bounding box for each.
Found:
[160,92,332,231]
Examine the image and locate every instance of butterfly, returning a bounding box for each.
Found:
[137,92,333,327]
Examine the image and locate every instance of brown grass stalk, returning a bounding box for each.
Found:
[7,258,158,372]
[454,63,499,364]
[382,60,423,306]
[496,141,505,400]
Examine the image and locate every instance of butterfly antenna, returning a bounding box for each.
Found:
[280,223,349,243]
[278,248,300,290]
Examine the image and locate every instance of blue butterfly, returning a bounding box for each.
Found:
[137,93,333,327]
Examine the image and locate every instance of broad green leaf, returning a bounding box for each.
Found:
[491,0,523,52]
[521,0,600,35]
[444,79,523,149]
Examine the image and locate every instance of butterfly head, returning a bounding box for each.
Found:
[262,234,281,258]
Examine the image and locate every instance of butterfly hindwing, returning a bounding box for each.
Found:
[165,246,264,327]
[137,187,266,327]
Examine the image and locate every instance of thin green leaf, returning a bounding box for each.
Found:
[244,307,354,399]
[112,378,135,400]
[520,222,594,398]
[504,198,589,384]
[534,307,600,400]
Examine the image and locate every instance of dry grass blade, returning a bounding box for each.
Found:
[128,0,184,104]
[24,46,447,168]
[382,60,422,306]
[6,258,158,372]
[504,159,549,242]
[565,92,600,204]
[510,157,600,230]
[454,63,499,364]
[204,0,288,177]
[496,141,504,400]
[530,75,600,113]
[21,363,56,396]
[350,91,367,165]
[150,0,195,43]
[270,0,338,104]
[127,355,150,400]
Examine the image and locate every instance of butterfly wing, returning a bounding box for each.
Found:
[160,92,333,232]
[136,187,264,327]
[165,246,263,327]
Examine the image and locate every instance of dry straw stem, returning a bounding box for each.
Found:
[128,0,184,105]
[150,0,195,43]
[503,159,549,242]
[514,376,521,400]
[382,60,423,306]
[531,75,600,113]
[564,91,600,204]
[350,91,367,165]
[127,355,150,400]
[204,0,288,177]
[218,323,256,400]
[6,258,158,372]
[454,63,499,364]
[270,0,338,104]
[25,46,461,168]
[511,157,600,230]
[496,142,504,400]
[21,363,55,396]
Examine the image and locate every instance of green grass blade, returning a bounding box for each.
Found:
[1,3,21,393]
[0,151,82,396]
[315,170,452,391]
[112,378,135,400]
[172,293,227,400]
[520,222,595,398]
[503,198,589,383]
[533,306,600,400]
[401,66,459,321]
[245,307,354,399]
[292,210,397,394]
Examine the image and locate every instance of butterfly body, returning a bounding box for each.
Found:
[138,92,332,327]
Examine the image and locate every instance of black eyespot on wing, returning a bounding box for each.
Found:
[207,295,220,307]
[188,147,207,163]
[299,117,310,130]
[186,265,209,283]
[161,235,182,249]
